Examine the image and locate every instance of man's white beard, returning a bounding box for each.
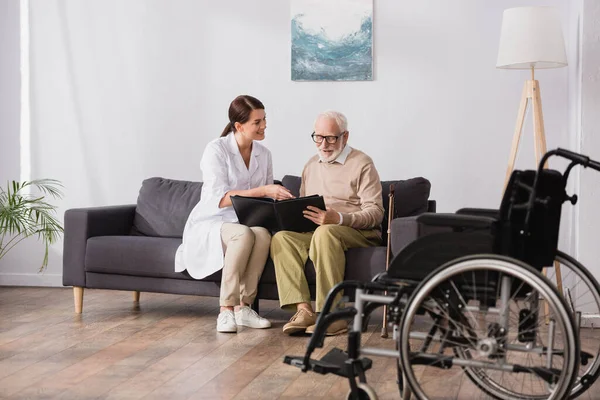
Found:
[319,148,342,163]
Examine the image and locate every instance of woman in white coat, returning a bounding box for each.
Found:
[175,95,294,333]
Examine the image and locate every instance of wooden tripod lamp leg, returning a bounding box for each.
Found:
[504,82,530,190]
[532,80,549,169]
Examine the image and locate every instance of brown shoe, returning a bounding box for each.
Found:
[282,309,317,335]
[305,318,348,336]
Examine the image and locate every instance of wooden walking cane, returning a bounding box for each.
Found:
[381,183,395,338]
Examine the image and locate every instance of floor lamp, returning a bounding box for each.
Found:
[496,6,568,295]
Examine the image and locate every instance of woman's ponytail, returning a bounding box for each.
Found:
[220,122,233,137]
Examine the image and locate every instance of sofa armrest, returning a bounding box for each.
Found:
[63,205,136,287]
[390,215,451,256]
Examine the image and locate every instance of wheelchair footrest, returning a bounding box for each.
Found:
[284,347,373,378]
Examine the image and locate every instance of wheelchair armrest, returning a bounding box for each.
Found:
[456,207,499,220]
[416,212,495,230]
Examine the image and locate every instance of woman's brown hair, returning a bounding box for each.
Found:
[220,95,265,137]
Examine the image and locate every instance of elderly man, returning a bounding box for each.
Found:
[271,111,384,336]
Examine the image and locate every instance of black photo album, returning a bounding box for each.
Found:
[230,194,326,232]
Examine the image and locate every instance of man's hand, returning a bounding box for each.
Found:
[303,206,340,226]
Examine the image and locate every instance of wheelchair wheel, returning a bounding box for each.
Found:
[346,383,378,400]
[398,255,579,400]
[546,251,600,399]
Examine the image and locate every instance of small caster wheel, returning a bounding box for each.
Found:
[347,383,378,400]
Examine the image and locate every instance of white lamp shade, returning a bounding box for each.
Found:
[496,6,567,69]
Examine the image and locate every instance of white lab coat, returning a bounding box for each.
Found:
[175,133,273,279]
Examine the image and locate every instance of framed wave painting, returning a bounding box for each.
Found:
[291,0,373,81]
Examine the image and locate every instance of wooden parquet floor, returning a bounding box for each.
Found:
[0,287,599,399]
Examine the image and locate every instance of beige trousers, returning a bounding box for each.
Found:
[270,225,380,312]
[220,223,271,307]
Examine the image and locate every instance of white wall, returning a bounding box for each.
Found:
[578,0,600,280]
[1,0,595,285]
[0,0,20,183]
[565,0,584,259]
[0,1,49,285]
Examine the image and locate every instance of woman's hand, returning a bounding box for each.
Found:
[263,184,295,200]
[303,206,340,225]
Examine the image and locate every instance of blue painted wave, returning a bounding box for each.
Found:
[291,15,372,81]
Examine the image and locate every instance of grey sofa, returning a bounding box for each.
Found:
[63,175,435,313]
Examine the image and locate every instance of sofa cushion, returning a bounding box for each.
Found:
[343,246,387,281]
[132,177,202,237]
[282,175,302,197]
[383,177,431,218]
[85,236,222,282]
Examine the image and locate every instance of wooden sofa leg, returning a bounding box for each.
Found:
[133,291,140,302]
[74,286,84,314]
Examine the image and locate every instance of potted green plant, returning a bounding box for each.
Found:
[0,179,64,271]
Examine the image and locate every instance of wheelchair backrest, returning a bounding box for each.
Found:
[495,169,566,269]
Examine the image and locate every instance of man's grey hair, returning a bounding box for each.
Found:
[316,110,348,133]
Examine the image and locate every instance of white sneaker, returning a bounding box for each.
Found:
[235,306,271,329]
[217,310,237,333]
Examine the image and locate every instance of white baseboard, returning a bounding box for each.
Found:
[0,272,63,287]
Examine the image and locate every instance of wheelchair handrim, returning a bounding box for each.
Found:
[399,256,579,400]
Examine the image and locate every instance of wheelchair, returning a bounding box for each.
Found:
[284,148,600,400]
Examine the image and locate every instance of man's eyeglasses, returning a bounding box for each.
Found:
[311,131,346,144]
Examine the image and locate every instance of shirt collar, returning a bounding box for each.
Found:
[319,144,352,164]
[225,131,261,157]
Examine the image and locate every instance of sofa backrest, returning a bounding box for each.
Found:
[132,178,203,237]
[380,178,432,243]
[132,175,431,239]
[281,175,432,242]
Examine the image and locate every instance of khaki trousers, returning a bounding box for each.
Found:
[270,225,380,312]
[220,223,271,307]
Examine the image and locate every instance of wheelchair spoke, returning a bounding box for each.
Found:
[419,300,479,351]
[450,280,482,333]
